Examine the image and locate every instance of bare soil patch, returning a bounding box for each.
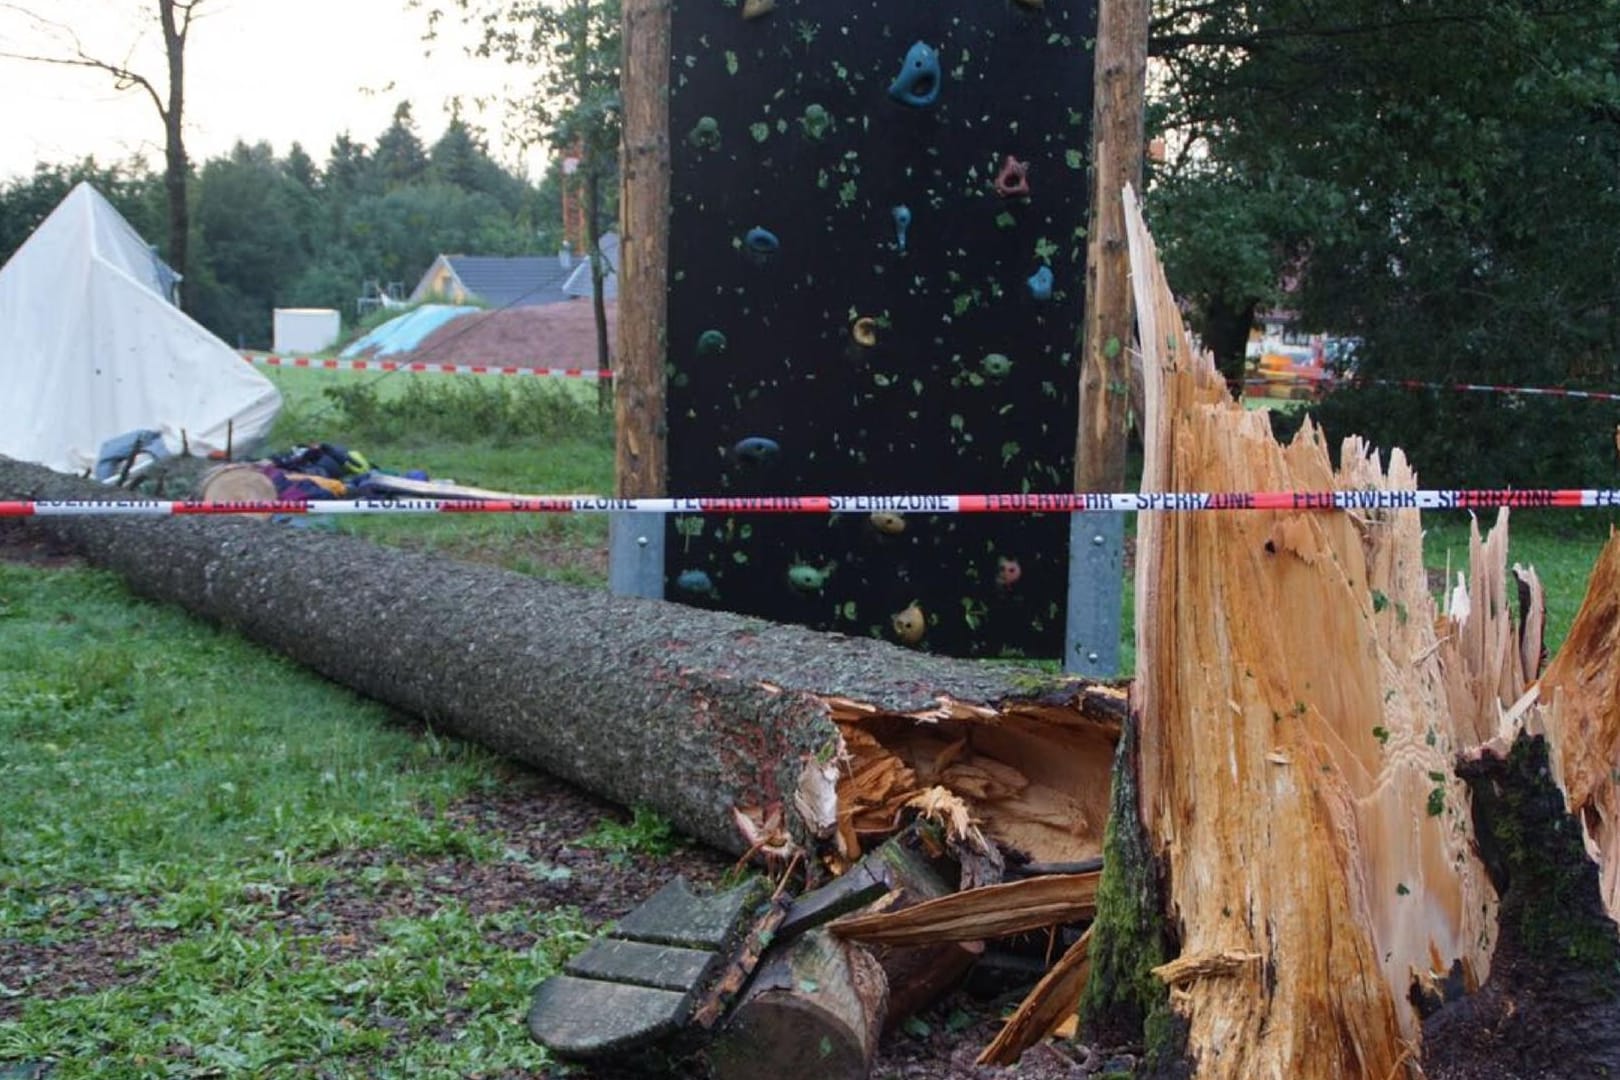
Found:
[388,300,618,370]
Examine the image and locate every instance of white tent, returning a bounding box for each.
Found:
[562,232,619,300]
[0,183,281,475]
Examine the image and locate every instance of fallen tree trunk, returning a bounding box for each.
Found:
[0,458,1121,872]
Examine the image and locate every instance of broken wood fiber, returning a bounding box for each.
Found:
[1114,190,1502,1079]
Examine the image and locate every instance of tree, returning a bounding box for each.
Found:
[420,0,623,407]
[372,101,430,189]
[428,111,532,214]
[1,0,204,303]
[186,141,318,346]
[323,133,377,200]
[1147,0,1620,391]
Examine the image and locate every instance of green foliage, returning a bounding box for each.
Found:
[319,376,607,445]
[423,0,622,272]
[6,93,551,349]
[1150,0,1620,427]
[1299,386,1619,494]
[577,806,681,859]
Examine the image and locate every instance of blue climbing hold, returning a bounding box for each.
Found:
[888,42,941,108]
[675,569,717,596]
[732,436,781,466]
[744,227,780,256]
[892,205,911,251]
[1027,265,1054,302]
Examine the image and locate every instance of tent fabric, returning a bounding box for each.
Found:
[0,183,282,475]
[562,232,619,300]
[339,304,480,358]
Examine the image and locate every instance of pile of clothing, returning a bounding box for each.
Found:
[262,443,427,500]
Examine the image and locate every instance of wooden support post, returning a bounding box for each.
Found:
[1078,0,1149,496]
[1067,0,1149,676]
[616,0,671,499]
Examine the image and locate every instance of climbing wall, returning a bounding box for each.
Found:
[664,0,1095,659]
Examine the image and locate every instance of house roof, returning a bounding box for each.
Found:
[563,233,620,300]
[440,255,576,308]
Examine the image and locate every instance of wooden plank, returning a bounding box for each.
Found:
[565,937,721,993]
[1075,0,1148,494]
[776,859,890,941]
[527,974,689,1060]
[615,876,766,950]
[830,871,1100,946]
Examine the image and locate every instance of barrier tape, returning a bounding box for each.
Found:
[4,489,1618,518]
[1245,374,1620,404]
[243,353,613,380]
[245,354,1611,399]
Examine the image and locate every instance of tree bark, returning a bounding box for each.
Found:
[159,0,190,303]
[1198,293,1257,395]
[587,163,612,414]
[1075,0,1148,494]
[0,458,1118,867]
[615,0,671,497]
[706,929,887,1080]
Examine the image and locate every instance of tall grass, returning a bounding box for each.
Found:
[258,368,615,586]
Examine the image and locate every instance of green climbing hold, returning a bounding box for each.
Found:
[981,353,1013,378]
[696,330,728,357]
[688,116,721,151]
[801,104,832,140]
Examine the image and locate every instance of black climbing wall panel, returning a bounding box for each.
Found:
[664,0,1095,659]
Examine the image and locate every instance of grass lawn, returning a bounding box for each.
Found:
[1421,510,1615,656]
[0,560,597,1078]
[260,367,615,587]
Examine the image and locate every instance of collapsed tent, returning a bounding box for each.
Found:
[0,182,281,475]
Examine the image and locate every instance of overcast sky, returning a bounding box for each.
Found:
[0,0,542,182]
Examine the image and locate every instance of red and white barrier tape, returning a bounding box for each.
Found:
[1245,374,1620,404]
[243,353,613,380]
[4,489,1617,518]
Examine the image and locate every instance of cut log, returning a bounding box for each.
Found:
[705,929,887,1080]
[855,832,983,1027]
[0,458,1118,867]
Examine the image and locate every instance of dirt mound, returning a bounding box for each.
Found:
[396,299,617,370]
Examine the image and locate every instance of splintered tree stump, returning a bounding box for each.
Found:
[706,928,888,1080]
[1067,186,1620,1080]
